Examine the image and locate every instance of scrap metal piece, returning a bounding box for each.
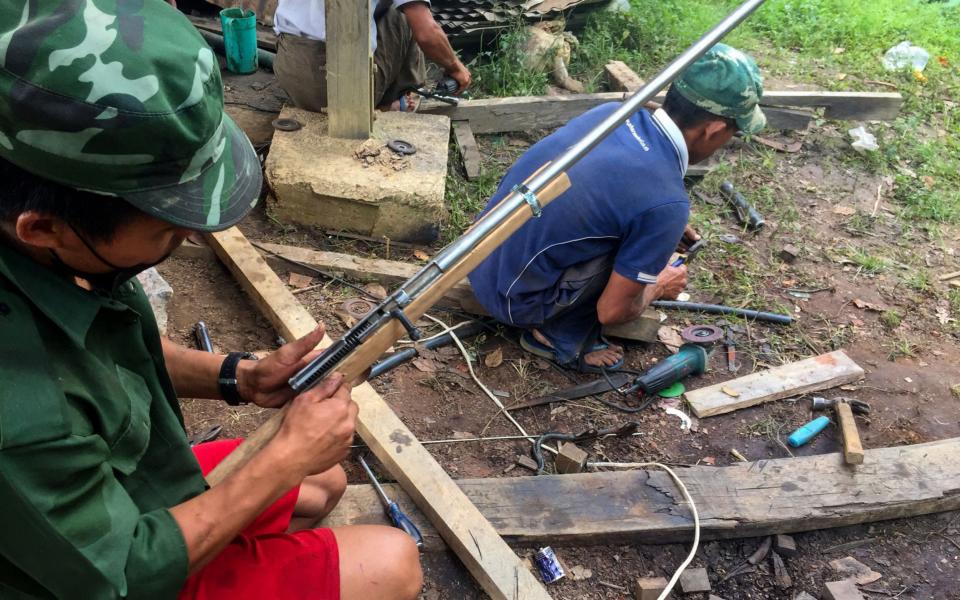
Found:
[342,297,376,321]
[387,139,417,155]
[680,324,724,345]
[272,118,302,131]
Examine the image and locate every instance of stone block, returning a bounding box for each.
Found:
[635,576,668,600]
[266,107,450,243]
[823,580,865,600]
[774,534,798,557]
[679,567,711,593]
[554,442,589,474]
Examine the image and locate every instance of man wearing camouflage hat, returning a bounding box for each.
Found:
[0,2,421,599]
[469,43,765,372]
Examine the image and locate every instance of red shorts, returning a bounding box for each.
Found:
[178,439,340,600]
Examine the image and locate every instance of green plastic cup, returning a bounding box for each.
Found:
[219,8,258,74]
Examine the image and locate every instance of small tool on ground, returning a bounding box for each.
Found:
[812,397,870,464]
[787,415,831,447]
[720,181,765,230]
[671,236,706,267]
[725,328,740,372]
[358,455,424,549]
[680,324,724,346]
[520,344,709,412]
[532,421,639,474]
[408,76,460,106]
[194,321,214,353]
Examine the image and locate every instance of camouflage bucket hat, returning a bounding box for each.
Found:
[673,43,766,135]
[0,0,262,232]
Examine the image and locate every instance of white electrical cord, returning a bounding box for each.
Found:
[420,314,558,455]
[588,462,700,600]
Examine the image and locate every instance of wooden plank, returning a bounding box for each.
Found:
[255,242,484,312]
[420,90,902,133]
[836,402,865,465]
[323,437,960,548]
[205,227,551,600]
[452,121,482,180]
[602,308,660,343]
[326,0,374,139]
[685,350,865,418]
[605,60,644,92]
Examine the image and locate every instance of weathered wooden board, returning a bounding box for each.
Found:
[452,121,483,180]
[421,90,902,133]
[326,0,374,139]
[205,228,551,600]
[685,350,865,418]
[254,242,484,312]
[602,308,661,343]
[323,437,960,550]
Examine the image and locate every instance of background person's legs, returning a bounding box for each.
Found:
[274,34,328,112]
[534,254,615,365]
[374,6,426,108]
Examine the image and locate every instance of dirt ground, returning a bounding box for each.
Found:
[155,61,960,599]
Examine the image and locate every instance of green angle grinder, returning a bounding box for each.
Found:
[628,344,708,396]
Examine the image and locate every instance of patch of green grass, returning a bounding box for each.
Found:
[881,309,903,330]
[442,167,503,243]
[887,335,918,361]
[905,269,933,294]
[846,246,889,273]
[471,21,548,97]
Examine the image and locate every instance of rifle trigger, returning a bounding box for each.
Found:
[512,184,542,218]
[390,309,422,341]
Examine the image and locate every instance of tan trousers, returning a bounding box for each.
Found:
[274,6,426,111]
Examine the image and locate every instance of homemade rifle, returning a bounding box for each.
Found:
[205,0,768,487]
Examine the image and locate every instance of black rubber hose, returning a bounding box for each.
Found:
[651,300,793,325]
[369,320,488,379]
[198,29,276,71]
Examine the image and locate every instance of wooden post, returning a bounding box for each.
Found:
[326,0,374,139]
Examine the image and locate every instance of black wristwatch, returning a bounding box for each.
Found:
[218,352,258,406]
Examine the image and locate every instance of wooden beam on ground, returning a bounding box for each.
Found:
[254,242,485,313]
[323,436,960,549]
[421,90,902,133]
[452,121,482,180]
[325,0,374,139]
[205,228,550,600]
[685,350,865,418]
[602,308,661,343]
[605,60,644,92]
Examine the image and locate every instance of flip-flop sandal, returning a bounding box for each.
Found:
[520,331,625,373]
[519,330,560,361]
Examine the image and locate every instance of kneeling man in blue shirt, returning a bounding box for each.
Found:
[469,44,766,371]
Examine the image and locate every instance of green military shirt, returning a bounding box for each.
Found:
[0,243,208,599]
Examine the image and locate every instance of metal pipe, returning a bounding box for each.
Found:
[368,320,487,379]
[652,301,793,325]
[430,0,767,273]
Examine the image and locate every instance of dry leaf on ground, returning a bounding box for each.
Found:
[484,347,504,368]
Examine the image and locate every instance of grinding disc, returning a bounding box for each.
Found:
[272,118,302,132]
[680,324,724,345]
[657,382,686,398]
[341,298,375,321]
[387,139,417,155]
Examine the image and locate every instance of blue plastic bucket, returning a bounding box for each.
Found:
[220,8,258,74]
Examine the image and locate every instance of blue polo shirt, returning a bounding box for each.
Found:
[468,103,690,327]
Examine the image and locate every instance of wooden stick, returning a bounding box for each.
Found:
[204,227,555,599]
[836,402,865,465]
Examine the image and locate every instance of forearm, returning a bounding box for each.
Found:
[170,442,300,573]
[162,338,224,400]
[411,20,462,72]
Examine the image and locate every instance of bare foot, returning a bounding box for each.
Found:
[532,329,623,368]
[582,343,623,368]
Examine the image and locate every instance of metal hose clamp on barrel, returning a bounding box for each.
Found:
[513,184,542,217]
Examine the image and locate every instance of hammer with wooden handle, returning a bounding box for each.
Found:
[811,397,870,465]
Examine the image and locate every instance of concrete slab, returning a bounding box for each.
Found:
[266,106,450,243]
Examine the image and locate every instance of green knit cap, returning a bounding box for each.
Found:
[0,0,261,231]
[674,43,766,134]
